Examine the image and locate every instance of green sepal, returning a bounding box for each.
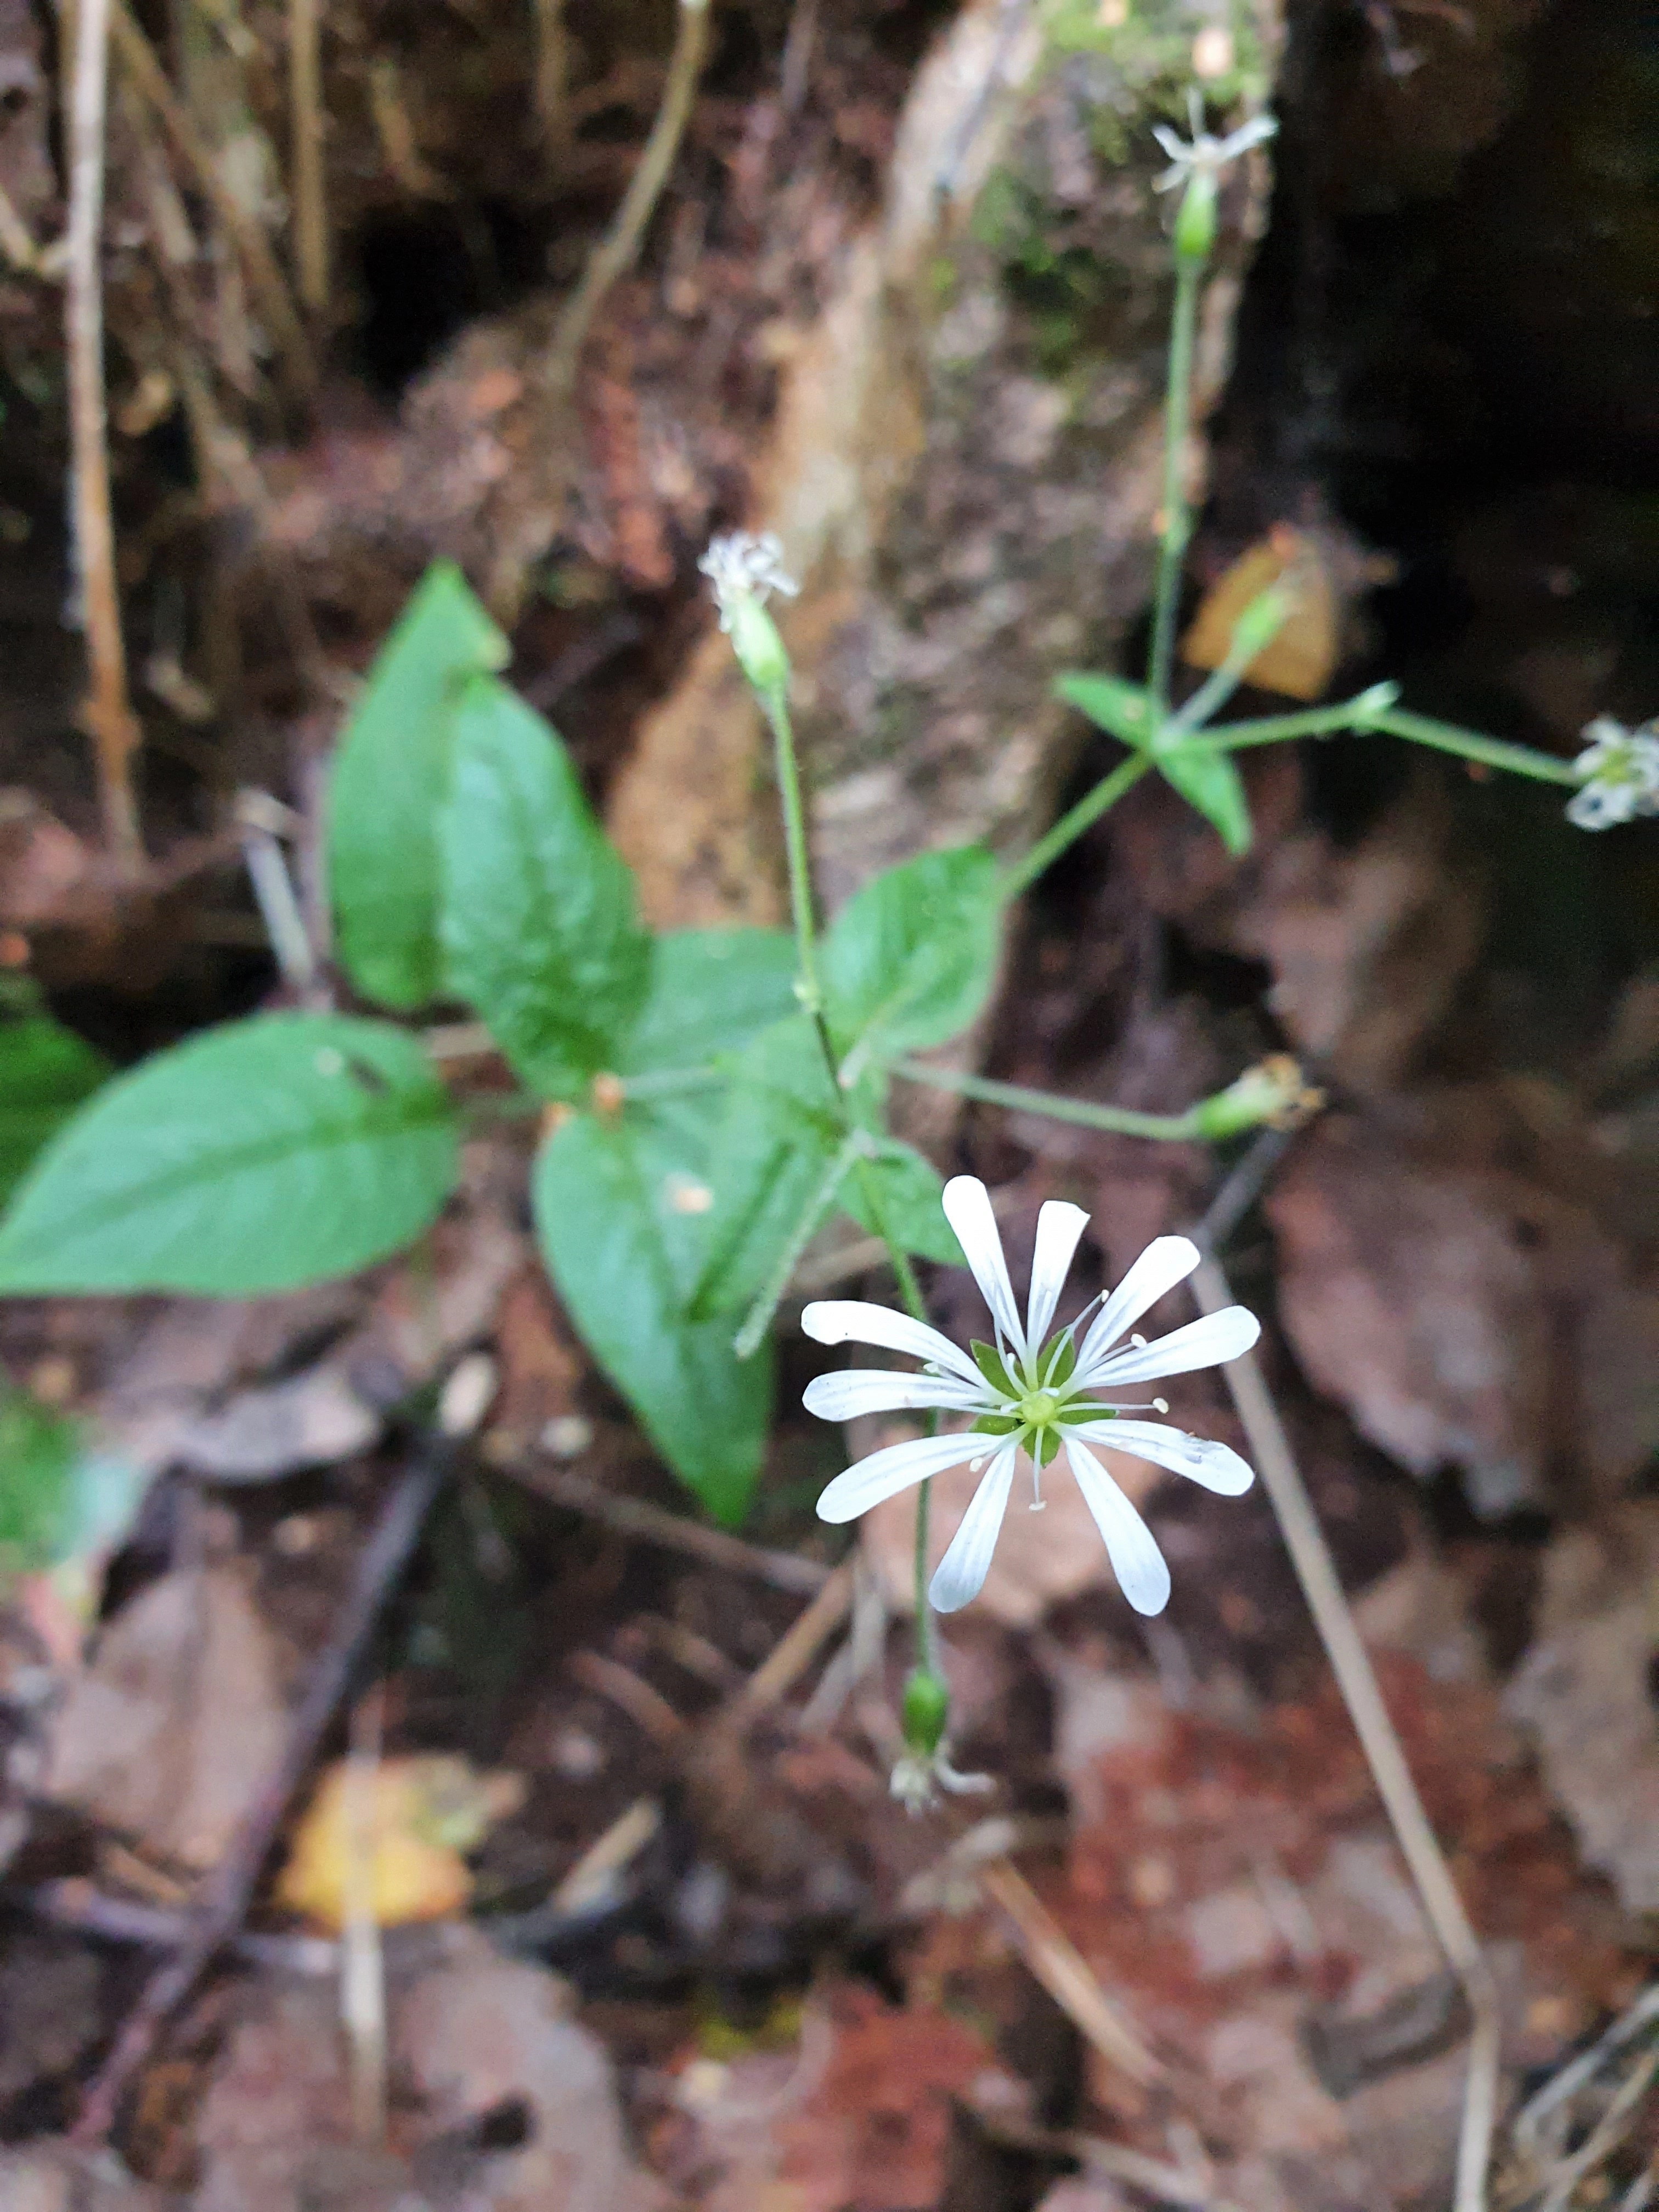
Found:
[1040,1334,1078,1389]
[1034,1427,1063,1467]
[902,1667,951,1758]
[970,1340,1016,1398]
[971,1412,1020,1437]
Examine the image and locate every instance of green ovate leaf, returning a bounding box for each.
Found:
[0,1015,109,1204]
[1054,673,1155,746]
[839,1138,964,1266]
[534,1108,771,1526]
[0,1014,460,1295]
[820,846,1002,1064]
[619,929,798,1076]
[328,562,509,1009]
[1056,669,1253,855]
[1148,742,1253,856]
[0,1386,147,1576]
[690,1017,846,1320]
[439,678,650,1096]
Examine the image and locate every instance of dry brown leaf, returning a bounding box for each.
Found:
[43,1564,286,1870]
[1506,1506,1659,1916]
[1267,1116,1550,1515]
[396,1927,667,2212]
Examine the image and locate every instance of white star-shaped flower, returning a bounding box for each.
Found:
[1566,715,1659,831]
[802,1177,1259,1617]
[697,530,799,633]
[1152,88,1277,194]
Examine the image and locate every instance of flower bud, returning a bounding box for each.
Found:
[1192,1055,1322,1140]
[1173,171,1218,266]
[902,1666,951,1758]
[727,594,791,708]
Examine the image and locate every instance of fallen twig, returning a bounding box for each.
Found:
[977,1855,1164,2089]
[543,0,710,392]
[110,0,313,405]
[288,0,329,317]
[71,1356,495,2145]
[65,0,142,866]
[533,0,569,150]
[1189,1250,1502,2212]
[727,1559,854,1719]
[514,1455,833,1596]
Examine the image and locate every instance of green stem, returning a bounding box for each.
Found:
[1189,694,1581,787]
[760,669,943,1675]
[893,1057,1203,1140]
[761,690,827,1014]
[734,1129,872,1359]
[1369,706,1581,787]
[1000,753,1152,903]
[1148,256,1200,720]
[1188,701,1374,750]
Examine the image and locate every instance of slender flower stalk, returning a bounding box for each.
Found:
[700,529,949,1705]
[803,1177,1259,1617]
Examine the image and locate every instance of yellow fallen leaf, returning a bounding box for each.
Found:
[276,1754,524,1932]
[1182,524,1339,703]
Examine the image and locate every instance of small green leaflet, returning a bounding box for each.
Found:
[0,1385,147,1577]
[618,929,798,1077]
[329,562,509,1009]
[534,1108,771,1526]
[0,1014,460,1295]
[1055,671,1254,855]
[820,846,1002,1065]
[438,678,650,1097]
[841,1139,963,1267]
[690,1017,846,1321]
[0,1014,109,1205]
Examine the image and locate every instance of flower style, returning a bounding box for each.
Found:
[1152,88,1277,195]
[802,1178,1260,1617]
[697,531,799,633]
[1566,715,1659,831]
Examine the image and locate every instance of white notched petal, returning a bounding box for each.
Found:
[1082,1305,1260,1387]
[816,1429,994,1524]
[1069,1419,1254,1496]
[1025,1199,1090,1356]
[929,1443,1018,1613]
[942,1176,1027,1359]
[802,1369,992,1423]
[1064,1438,1172,1616]
[799,1300,983,1387]
[1075,1235,1201,1374]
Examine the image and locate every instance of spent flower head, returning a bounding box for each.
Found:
[1152,89,1277,195]
[1566,715,1659,831]
[802,1177,1259,1617]
[698,530,798,702]
[698,530,799,627]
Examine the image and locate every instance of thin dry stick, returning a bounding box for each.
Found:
[533,0,569,149]
[977,1856,1164,2089]
[516,1457,832,1596]
[288,0,328,317]
[71,1357,494,2143]
[543,0,710,392]
[65,0,142,865]
[1190,1254,1502,2212]
[729,1559,854,1720]
[109,0,313,403]
[341,1685,388,2146]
